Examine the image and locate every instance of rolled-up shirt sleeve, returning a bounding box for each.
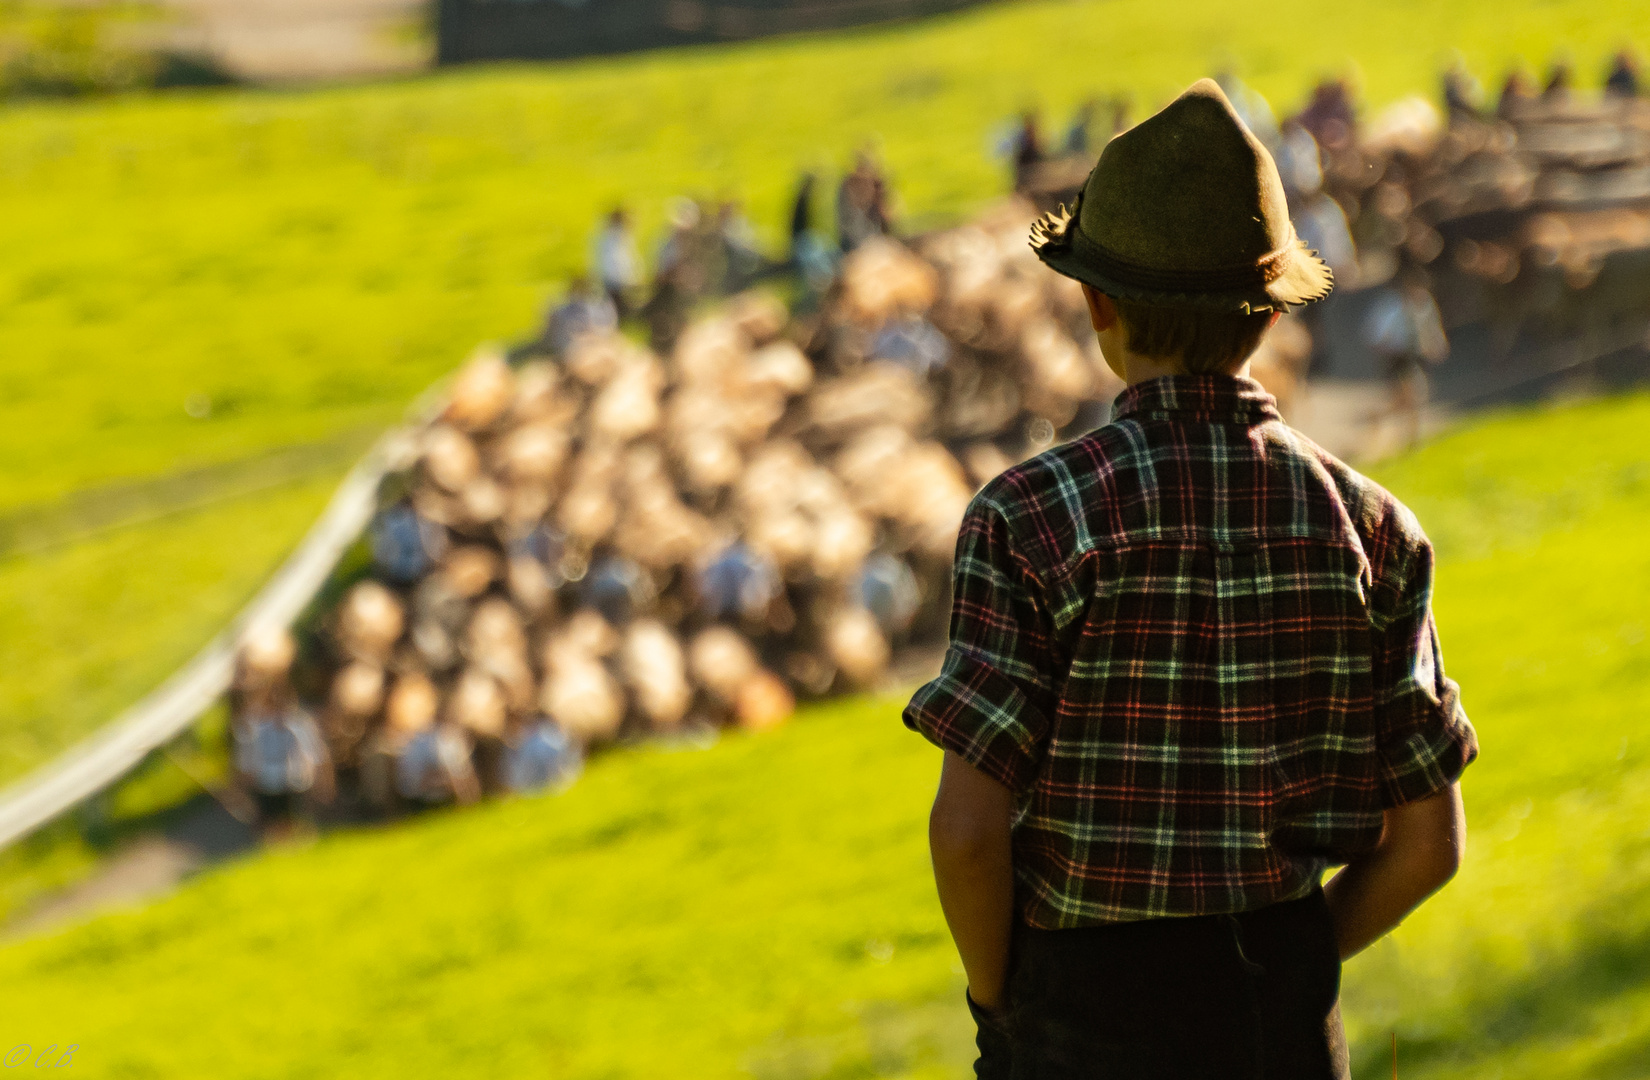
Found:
[904,496,1058,794]
[1371,536,1479,807]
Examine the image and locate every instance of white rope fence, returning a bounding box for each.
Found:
[0,429,420,851]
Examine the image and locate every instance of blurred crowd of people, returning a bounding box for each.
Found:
[1003,97,1129,193]
[1465,50,1643,119]
[995,75,1435,431]
[233,623,582,838]
[231,146,917,838]
[545,148,900,362]
[998,50,1650,442]
[231,192,1150,838]
[233,51,1650,837]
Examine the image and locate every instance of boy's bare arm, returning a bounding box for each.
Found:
[1324,783,1465,958]
[929,750,1016,1012]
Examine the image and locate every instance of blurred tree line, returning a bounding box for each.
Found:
[0,0,232,98]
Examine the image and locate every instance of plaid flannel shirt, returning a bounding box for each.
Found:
[905,375,1477,927]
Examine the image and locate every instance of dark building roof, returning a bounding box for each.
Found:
[436,0,990,64]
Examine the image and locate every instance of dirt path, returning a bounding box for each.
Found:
[153,0,430,82]
[1292,379,1455,464]
[4,837,202,940]
[3,793,257,942]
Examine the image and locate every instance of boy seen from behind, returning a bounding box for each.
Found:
[904,80,1477,1079]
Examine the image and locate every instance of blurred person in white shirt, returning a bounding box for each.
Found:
[593,207,642,318]
[1363,272,1448,447]
[232,629,334,840]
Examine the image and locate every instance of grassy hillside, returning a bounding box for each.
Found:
[2,392,1649,1078]
[6,0,1650,787]
[0,474,339,784]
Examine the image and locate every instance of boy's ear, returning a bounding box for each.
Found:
[1081,283,1117,333]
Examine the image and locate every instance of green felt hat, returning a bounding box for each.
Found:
[1031,78,1333,313]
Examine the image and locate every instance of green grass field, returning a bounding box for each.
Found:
[5,0,1650,784]
[1,391,1648,1078]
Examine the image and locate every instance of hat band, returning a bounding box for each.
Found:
[1070,224,1296,294]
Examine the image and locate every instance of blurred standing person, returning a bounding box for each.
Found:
[1605,51,1640,98]
[655,197,705,285]
[789,171,837,296]
[1364,272,1448,448]
[371,500,441,585]
[1274,121,1324,201]
[1442,61,1482,122]
[395,721,482,807]
[1062,100,1097,156]
[232,629,334,841]
[1295,188,1358,286]
[1275,118,1354,369]
[785,173,838,301]
[1215,69,1280,147]
[1108,96,1132,138]
[696,542,781,627]
[789,172,817,262]
[504,717,583,794]
[1277,121,1357,287]
[359,669,448,811]
[1293,81,1359,159]
[1543,61,1573,102]
[542,276,618,357]
[1011,111,1046,192]
[837,151,891,253]
[1498,70,1536,119]
[871,312,951,376]
[716,198,765,293]
[855,553,920,639]
[868,158,895,237]
[644,198,708,353]
[593,207,642,319]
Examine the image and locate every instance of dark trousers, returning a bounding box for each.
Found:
[970,890,1349,1080]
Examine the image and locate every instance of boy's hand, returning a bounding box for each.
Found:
[1324,783,1466,958]
[930,751,1017,1011]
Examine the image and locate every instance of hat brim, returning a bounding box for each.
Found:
[1036,234,1334,313]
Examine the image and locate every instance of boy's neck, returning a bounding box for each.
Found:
[1111,349,1250,388]
[1082,283,1259,387]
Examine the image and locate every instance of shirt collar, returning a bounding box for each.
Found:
[1112,374,1282,426]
